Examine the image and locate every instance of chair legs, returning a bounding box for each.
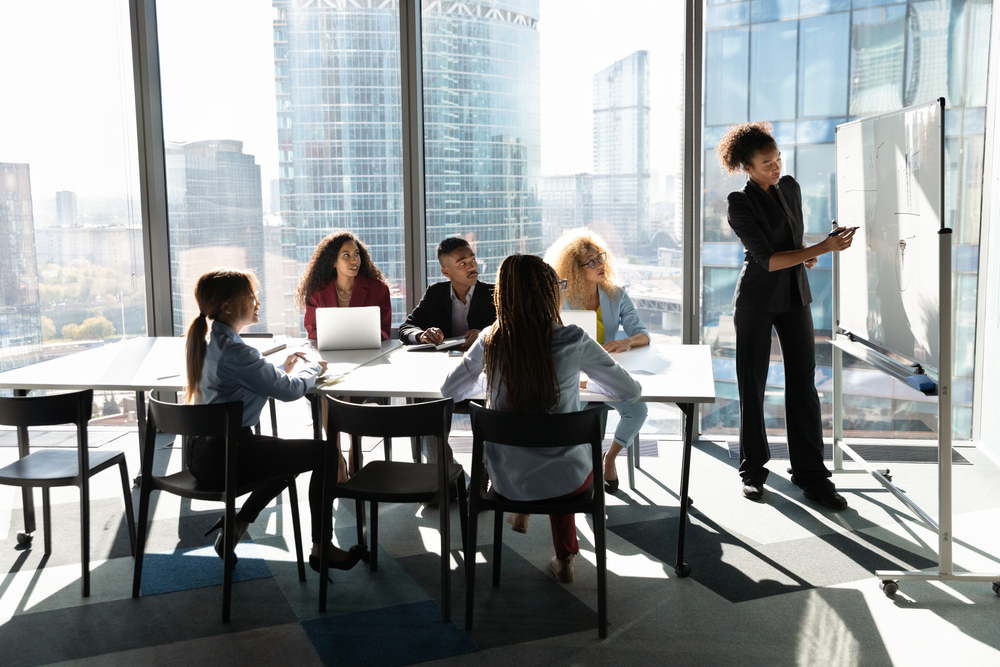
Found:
[221,500,236,622]
[42,487,52,555]
[492,512,504,587]
[593,512,609,639]
[117,458,137,557]
[370,501,379,572]
[132,472,153,599]
[286,480,306,583]
[465,492,480,632]
[78,483,90,598]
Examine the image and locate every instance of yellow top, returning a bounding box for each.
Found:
[595,305,605,345]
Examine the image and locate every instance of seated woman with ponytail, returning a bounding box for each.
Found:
[440,255,642,583]
[185,268,363,573]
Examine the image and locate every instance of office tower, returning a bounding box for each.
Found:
[700,0,991,437]
[35,225,143,267]
[592,50,650,258]
[541,174,593,247]
[0,163,43,372]
[272,0,541,328]
[56,190,77,226]
[165,140,266,334]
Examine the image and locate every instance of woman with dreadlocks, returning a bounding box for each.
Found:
[440,254,642,583]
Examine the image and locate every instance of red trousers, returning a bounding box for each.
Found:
[548,472,594,560]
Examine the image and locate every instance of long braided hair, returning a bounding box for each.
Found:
[294,230,385,310]
[185,269,259,403]
[483,254,562,414]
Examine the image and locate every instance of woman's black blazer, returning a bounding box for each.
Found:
[727,175,813,312]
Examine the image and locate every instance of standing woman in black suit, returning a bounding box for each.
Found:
[717,122,856,509]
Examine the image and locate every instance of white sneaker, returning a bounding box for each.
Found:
[548,554,575,583]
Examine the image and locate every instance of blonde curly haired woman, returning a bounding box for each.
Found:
[544,228,649,494]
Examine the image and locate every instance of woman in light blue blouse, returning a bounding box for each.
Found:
[545,228,650,494]
[184,268,363,574]
[440,254,641,582]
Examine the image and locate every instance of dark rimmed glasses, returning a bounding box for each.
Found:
[579,252,607,270]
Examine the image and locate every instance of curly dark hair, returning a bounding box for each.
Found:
[716,121,776,175]
[436,236,471,263]
[294,230,385,310]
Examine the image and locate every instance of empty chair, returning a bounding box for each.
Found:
[0,388,136,597]
[319,396,467,620]
[466,403,609,638]
[132,398,306,622]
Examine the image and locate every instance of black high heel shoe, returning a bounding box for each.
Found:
[604,477,620,495]
[205,517,249,565]
[309,545,365,580]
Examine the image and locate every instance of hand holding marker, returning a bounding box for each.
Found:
[829,226,859,237]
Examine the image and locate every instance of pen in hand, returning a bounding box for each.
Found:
[829,226,859,237]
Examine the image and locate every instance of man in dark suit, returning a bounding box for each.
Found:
[399,237,497,349]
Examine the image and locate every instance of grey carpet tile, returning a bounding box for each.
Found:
[0,497,134,571]
[44,622,324,667]
[0,576,299,667]
[609,513,937,604]
[396,544,601,649]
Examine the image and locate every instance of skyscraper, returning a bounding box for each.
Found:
[272,0,541,329]
[165,140,266,334]
[0,163,42,373]
[592,50,650,257]
[541,174,592,247]
[55,190,77,226]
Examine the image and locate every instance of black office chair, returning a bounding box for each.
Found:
[240,332,280,437]
[319,396,468,621]
[132,398,306,622]
[0,388,136,597]
[466,403,609,638]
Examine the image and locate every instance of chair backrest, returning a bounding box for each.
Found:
[146,399,243,440]
[0,389,93,429]
[469,403,608,500]
[326,397,454,442]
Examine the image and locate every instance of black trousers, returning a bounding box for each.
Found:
[185,428,327,543]
[733,305,830,489]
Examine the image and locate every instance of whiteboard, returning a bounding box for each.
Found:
[835,99,945,371]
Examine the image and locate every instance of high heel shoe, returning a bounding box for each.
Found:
[309,544,365,579]
[205,517,250,565]
[604,477,620,495]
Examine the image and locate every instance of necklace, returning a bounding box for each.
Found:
[337,291,351,304]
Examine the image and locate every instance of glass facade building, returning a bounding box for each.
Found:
[541,173,593,247]
[701,0,991,439]
[166,140,266,335]
[592,50,650,258]
[0,163,43,374]
[272,0,541,328]
[422,0,542,281]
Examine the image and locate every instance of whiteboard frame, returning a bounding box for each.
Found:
[831,99,1000,594]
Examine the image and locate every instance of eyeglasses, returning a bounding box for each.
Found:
[579,252,606,270]
[557,278,567,291]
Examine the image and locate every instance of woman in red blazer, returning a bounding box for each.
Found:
[296,230,392,341]
[296,230,392,481]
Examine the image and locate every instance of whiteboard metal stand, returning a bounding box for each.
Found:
[831,221,1000,597]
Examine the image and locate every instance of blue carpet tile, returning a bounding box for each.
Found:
[302,599,478,667]
[609,513,938,603]
[138,541,272,596]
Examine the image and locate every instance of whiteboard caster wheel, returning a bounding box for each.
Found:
[992,582,999,596]
[674,563,691,578]
[880,580,898,597]
[16,532,32,546]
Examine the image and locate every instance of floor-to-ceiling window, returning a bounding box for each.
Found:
[0,0,146,423]
[701,0,992,440]
[157,0,407,337]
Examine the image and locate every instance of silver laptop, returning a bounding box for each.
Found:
[315,306,382,350]
[560,310,598,341]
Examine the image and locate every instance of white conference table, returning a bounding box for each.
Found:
[0,336,399,538]
[321,343,716,577]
